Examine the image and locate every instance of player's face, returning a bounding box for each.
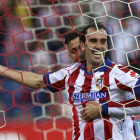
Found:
[68,37,85,63]
[81,28,108,69]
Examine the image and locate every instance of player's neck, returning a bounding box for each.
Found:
[86,61,104,73]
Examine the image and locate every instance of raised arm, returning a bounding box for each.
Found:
[0,65,46,89]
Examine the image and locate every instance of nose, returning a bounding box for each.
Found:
[95,41,102,50]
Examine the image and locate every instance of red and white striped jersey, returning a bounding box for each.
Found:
[43,58,140,140]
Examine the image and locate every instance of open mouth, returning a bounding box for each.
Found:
[92,50,102,56]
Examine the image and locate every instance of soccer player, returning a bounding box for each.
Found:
[78,23,140,140]
[66,25,139,139]
[65,29,85,63]
[66,25,139,140]
[0,30,84,89]
[0,22,140,140]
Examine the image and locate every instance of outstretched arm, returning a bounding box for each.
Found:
[0,65,46,89]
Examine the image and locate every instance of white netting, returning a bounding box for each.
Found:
[0,0,140,139]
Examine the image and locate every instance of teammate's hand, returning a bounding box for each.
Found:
[80,101,102,122]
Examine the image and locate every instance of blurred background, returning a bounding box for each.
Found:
[0,0,140,139]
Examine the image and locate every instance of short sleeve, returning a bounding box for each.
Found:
[101,65,140,116]
[114,66,140,88]
[114,65,140,99]
[43,69,68,92]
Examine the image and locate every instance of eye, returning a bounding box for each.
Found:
[89,39,97,43]
[101,39,107,44]
[70,48,78,53]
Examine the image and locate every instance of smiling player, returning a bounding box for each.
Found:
[0,22,140,140]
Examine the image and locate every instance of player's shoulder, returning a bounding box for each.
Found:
[51,63,80,75]
[113,64,130,73]
[113,63,140,78]
[64,62,80,70]
[111,63,130,76]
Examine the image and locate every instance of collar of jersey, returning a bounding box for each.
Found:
[79,57,112,76]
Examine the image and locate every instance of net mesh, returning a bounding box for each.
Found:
[0,0,140,139]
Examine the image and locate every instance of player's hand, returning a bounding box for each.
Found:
[80,101,102,122]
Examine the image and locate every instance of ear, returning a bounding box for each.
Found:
[80,41,85,50]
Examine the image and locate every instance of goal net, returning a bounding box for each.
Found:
[0,0,140,139]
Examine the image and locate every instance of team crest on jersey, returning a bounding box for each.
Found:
[96,78,104,90]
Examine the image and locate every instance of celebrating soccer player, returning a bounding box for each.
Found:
[0,22,140,140]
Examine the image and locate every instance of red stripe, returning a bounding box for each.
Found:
[115,78,132,92]
[125,99,140,108]
[52,75,66,90]
[84,121,94,140]
[67,67,81,139]
[100,63,115,87]
[104,117,113,139]
[72,105,80,140]
[68,67,80,104]
[81,73,93,93]
[82,73,94,139]
[108,99,140,108]
[107,96,140,112]
[99,63,115,103]
[108,101,124,108]
[118,66,130,73]
[100,64,114,139]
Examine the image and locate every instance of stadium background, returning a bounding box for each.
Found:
[0,0,140,139]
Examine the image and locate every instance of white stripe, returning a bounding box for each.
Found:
[94,119,105,140]
[109,106,140,116]
[109,107,125,116]
[125,107,140,116]
[109,117,123,140]
[73,69,85,93]
[71,69,86,139]
[66,66,81,101]
[50,63,80,84]
[72,105,86,140]
[77,121,87,140]
[122,116,136,140]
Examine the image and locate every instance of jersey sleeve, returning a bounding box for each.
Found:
[114,66,140,88]
[43,69,68,92]
[102,66,140,116]
[102,97,140,116]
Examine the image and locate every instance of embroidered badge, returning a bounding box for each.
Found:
[96,78,104,90]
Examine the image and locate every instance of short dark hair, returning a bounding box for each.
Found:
[80,22,109,45]
[65,28,82,45]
